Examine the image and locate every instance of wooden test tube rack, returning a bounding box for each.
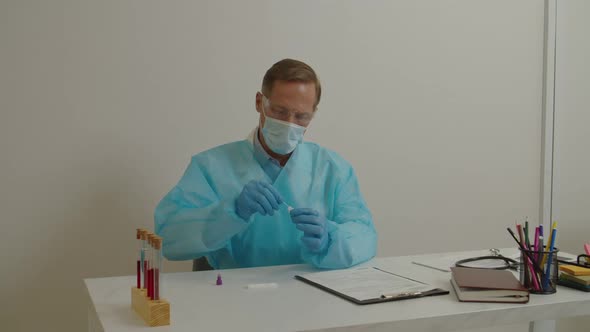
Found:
[131,287,170,326]
[132,231,170,327]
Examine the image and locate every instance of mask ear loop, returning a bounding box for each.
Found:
[261,93,269,114]
[259,93,270,129]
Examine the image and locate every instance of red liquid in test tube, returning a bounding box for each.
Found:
[154,268,160,300]
[148,268,154,299]
[144,261,148,289]
[136,260,141,289]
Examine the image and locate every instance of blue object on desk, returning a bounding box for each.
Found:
[543,228,558,290]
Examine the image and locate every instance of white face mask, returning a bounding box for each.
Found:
[261,103,306,155]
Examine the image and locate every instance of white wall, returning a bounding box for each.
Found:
[1,1,548,331]
[553,1,590,330]
[553,0,590,254]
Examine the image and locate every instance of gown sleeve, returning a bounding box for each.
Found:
[154,157,249,261]
[302,165,377,268]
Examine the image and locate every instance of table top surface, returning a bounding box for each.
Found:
[85,248,590,332]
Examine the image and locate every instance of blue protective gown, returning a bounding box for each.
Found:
[154,131,377,269]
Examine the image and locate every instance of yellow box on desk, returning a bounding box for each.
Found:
[559,265,590,276]
[131,287,170,326]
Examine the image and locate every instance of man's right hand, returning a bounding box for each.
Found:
[235,180,284,221]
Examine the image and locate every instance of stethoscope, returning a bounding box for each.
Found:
[455,248,520,270]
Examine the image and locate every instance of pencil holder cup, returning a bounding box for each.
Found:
[519,246,559,294]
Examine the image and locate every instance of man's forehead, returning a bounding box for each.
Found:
[270,80,315,94]
[268,82,316,103]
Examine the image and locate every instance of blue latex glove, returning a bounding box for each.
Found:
[290,208,329,253]
[235,180,283,221]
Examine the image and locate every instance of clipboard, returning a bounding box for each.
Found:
[295,267,449,305]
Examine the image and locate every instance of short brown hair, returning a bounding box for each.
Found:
[262,59,321,108]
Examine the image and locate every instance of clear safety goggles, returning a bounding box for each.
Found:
[261,93,315,127]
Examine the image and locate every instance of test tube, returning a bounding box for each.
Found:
[151,235,156,300]
[147,233,154,300]
[146,231,153,295]
[136,229,142,289]
[140,230,148,290]
[153,236,162,300]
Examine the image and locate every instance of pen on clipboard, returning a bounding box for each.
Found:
[411,261,451,273]
[381,291,424,299]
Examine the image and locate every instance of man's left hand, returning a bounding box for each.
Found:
[290,208,328,253]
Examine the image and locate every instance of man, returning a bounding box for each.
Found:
[155,59,376,269]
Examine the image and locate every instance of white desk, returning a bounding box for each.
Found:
[85,249,590,332]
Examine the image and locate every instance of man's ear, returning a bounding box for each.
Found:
[255,92,263,114]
